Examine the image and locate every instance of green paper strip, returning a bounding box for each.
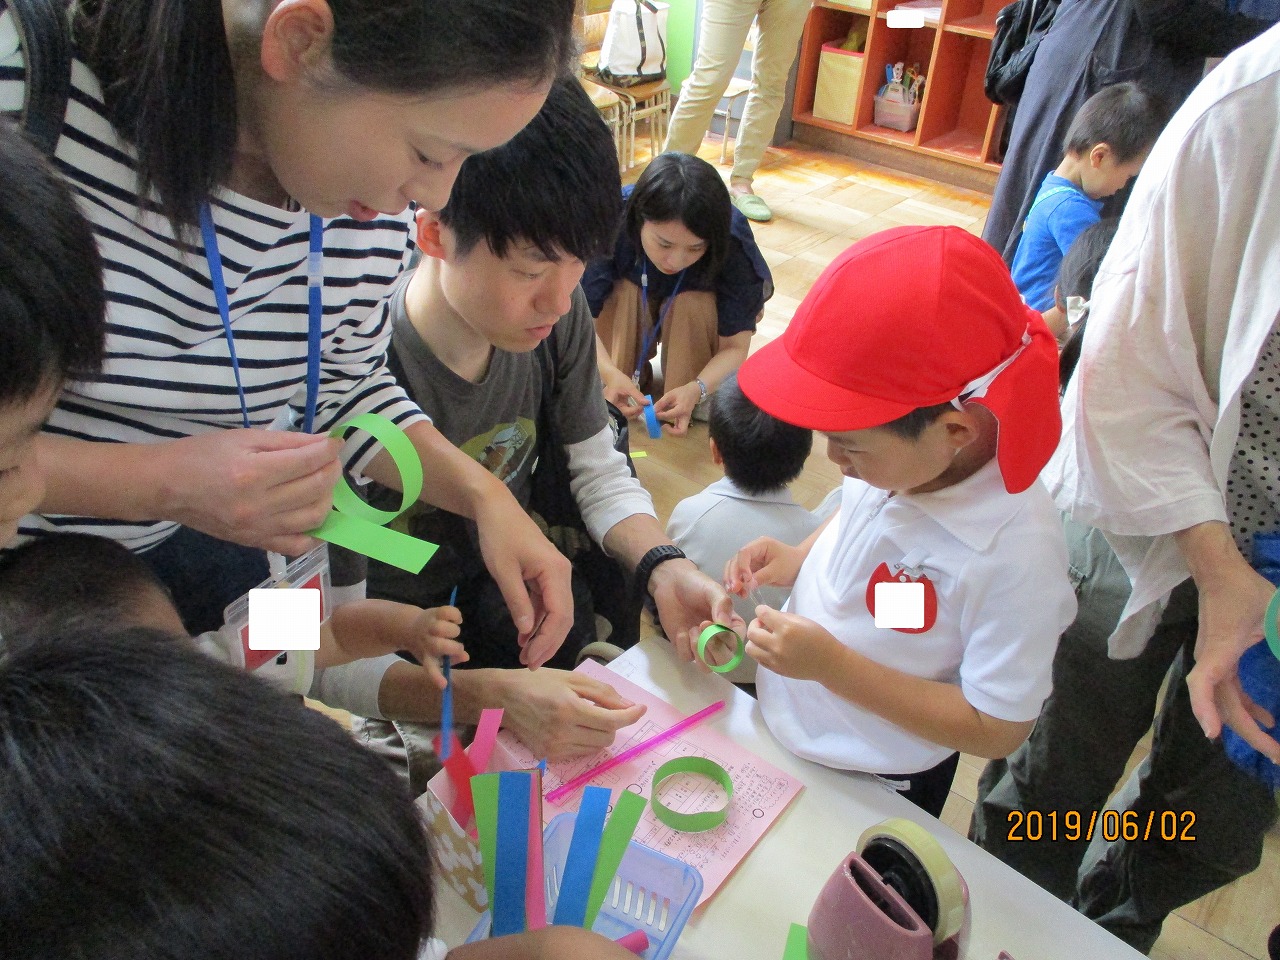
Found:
[697,623,746,673]
[314,508,437,572]
[471,772,502,911]
[332,413,422,516]
[651,755,734,832]
[310,413,438,573]
[1265,589,1280,662]
[584,790,648,928]
[783,923,809,960]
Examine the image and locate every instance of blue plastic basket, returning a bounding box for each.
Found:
[466,812,702,960]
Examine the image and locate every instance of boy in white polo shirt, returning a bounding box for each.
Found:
[724,225,1077,816]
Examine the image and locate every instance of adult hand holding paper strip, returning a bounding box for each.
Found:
[310,413,438,573]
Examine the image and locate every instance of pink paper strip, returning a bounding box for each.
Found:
[468,708,505,773]
[525,770,547,929]
[616,930,649,955]
[433,732,477,828]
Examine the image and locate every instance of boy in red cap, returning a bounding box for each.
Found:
[723,225,1077,816]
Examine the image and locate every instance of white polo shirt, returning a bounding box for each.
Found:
[758,460,1076,775]
[667,476,821,625]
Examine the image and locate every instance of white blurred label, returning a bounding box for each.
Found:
[248,587,321,650]
[886,9,925,27]
[874,581,925,629]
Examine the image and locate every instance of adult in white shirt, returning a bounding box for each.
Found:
[971,25,1280,953]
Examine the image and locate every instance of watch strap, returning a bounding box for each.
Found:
[634,544,687,600]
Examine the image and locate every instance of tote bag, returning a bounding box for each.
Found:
[984,0,1060,106]
[597,0,669,86]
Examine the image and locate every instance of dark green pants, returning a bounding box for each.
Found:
[971,518,1277,954]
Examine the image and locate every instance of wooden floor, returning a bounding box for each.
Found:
[627,133,1280,960]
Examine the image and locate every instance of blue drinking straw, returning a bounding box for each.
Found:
[440,586,458,760]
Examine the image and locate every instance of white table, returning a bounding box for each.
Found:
[433,637,1146,960]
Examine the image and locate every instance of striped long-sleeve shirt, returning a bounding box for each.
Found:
[1,7,427,551]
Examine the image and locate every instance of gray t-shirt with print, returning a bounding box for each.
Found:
[366,276,608,606]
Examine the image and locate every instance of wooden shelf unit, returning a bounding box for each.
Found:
[792,0,1010,176]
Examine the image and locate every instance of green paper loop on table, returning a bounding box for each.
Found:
[651,755,734,832]
[697,623,745,673]
[311,413,438,573]
[1265,589,1280,662]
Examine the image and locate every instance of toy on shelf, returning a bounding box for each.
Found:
[874,60,924,132]
[840,21,868,53]
[878,61,908,102]
[904,62,926,104]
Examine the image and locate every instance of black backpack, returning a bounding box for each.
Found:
[984,0,1061,107]
[6,0,73,156]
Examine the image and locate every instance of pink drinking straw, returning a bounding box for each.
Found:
[544,700,727,805]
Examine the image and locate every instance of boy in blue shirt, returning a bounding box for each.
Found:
[1011,82,1163,311]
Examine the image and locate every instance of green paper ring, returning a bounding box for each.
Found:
[650,755,734,832]
[1265,589,1280,662]
[697,623,745,673]
[328,413,422,523]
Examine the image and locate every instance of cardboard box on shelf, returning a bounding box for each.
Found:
[813,42,864,126]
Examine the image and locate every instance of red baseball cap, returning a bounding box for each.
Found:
[738,225,1060,493]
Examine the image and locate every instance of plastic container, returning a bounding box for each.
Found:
[873,94,920,133]
[813,42,864,126]
[466,813,702,960]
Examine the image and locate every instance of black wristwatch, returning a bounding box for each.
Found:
[634,544,688,600]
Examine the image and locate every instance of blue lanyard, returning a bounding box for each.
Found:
[634,259,686,384]
[199,203,324,433]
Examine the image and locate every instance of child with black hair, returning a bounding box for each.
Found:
[1049,219,1119,391]
[0,533,467,687]
[1011,82,1163,312]
[0,626,636,960]
[724,226,1077,817]
[667,374,819,674]
[0,122,106,549]
[0,533,187,641]
[585,152,772,435]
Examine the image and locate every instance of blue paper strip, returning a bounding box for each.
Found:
[551,786,610,927]
[493,772,531,937]
[643,396,662,438]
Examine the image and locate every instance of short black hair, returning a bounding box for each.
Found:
[879,402,956,440]
[1063,82,1166,163]
[625,152,732,276]
[709,374,812,495]
[0,122,106,407]
[1057,219,1120,391]
[439,75,622,263]
[0,534,175,639]
[0,627,435,960]
[1056,218,1119,304]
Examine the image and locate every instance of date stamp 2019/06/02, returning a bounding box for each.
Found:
[1006,809,1196,843]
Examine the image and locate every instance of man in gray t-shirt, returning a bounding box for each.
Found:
[370,278,610,618]
[345,77,741,768]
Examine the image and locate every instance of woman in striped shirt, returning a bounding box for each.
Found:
[0,0,578,665]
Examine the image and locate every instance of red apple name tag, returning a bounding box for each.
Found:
[865,560,938,634]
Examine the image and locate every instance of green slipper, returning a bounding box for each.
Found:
[732,191,773,222]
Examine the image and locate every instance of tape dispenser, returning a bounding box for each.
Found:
[807,818,970,960]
